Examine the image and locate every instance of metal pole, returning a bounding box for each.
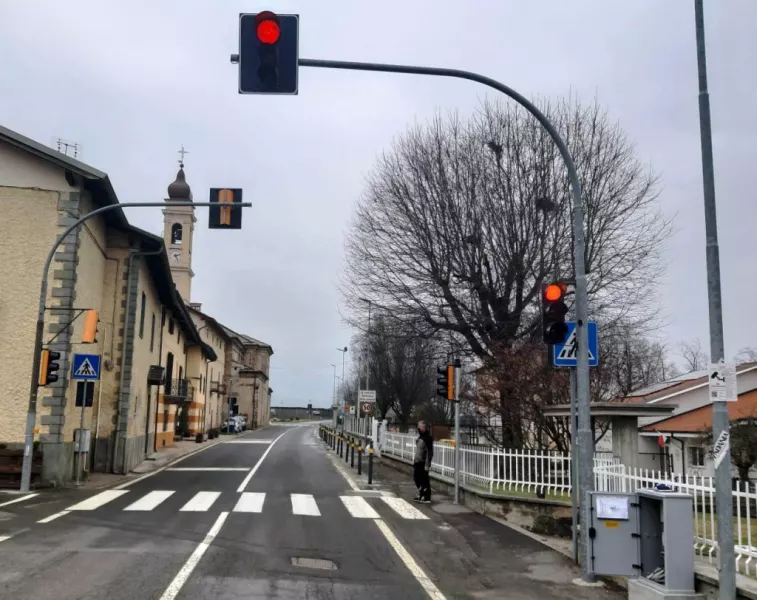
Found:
[75,383,87,486]
[570,368,579,564]
[694,2,734,596]
[366,300,371,390]
[300,57,593,578]
[453,360,461,505]
[19,201,250,492]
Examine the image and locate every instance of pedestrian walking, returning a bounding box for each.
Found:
[413,420,434,503]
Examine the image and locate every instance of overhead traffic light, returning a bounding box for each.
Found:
[82,310,99,343]
[541,281,569,344]
[209,188,243,229]
[237,11,299,94]
[39,349,61,386]
[436,364,455,400]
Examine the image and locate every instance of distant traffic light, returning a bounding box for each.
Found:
[238,11,299,94]
[541,281,569,345]
[436,364,455,400]
[39,349,61,386]
[209,188,243,229]
[82,310,99,343]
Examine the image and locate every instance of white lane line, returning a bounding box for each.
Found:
[237,428,293,492]
[180,491,221,512]
[340,496,381,519]
[124,490,174,511]
[0,534,13,543]
[166,467,249,472]
[0,493,39,509]
[375,519,446,600]
[158,512,228,600]
[226,440,272,444]
[66,490,129,511]
[38,510,69,523]
[233,492,266,513]
[290,493,320,516]
[381,497,430,520]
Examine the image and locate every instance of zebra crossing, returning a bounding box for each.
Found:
[57,489,430,521]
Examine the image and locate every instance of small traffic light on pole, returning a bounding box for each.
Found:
[541,281,569,344]
[235,11,299,94]
[38,349,61,386]
[82,310,99,343]
[209,188,243,229]
[436,364,455,400]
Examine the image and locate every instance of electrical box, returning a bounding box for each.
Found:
[589,492,640,578]
[589,489,702,599]
[74,428,91,453]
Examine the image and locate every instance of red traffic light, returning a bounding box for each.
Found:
[255,12,280,44]
[543,282,566,302]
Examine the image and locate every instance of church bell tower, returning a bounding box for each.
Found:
[162,148,195,302]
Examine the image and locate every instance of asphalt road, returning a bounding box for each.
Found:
[0,424,624,600]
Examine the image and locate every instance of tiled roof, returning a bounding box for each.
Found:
[640,389,757,433]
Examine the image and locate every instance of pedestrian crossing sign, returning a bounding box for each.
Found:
[552,321,599,368]
[72,353,101,381]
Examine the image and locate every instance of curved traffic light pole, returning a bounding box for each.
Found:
[20,201,251,494]
[299,57,595,580]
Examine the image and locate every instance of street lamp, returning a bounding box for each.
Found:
[336,346,347,404]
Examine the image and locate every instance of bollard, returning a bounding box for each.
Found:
[350,439,355,467]
[368,442,374,485]
[357,443,363,475]
[339,436,343,458]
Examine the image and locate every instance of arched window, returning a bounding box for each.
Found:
[171,223,183,245]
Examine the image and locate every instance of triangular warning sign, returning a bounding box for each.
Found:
[557,327,595,361]
[74,358,96,377]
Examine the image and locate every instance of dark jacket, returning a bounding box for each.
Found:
[414,431,434,467]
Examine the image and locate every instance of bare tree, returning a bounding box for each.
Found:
[678,339,708,372]
[343,97,670,443]
[735,347,757,365]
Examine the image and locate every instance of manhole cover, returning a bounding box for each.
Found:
[291,557,338,571]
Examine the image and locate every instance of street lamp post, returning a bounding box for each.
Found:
[337,347,348,405]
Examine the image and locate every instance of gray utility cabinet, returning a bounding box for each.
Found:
[588,489,701,599]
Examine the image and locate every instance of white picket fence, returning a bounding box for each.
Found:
[342,415,373,439]
[383,432,757,576]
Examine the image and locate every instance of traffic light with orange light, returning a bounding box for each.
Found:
[82,310,99,343]
[209,188,243,229]
[238,11,299,94]
[541,281,569,344]
[436,364,455,400]
[39,349,61,386]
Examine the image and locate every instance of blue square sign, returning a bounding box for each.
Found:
[553,322,599,368]
[72,353,101,381]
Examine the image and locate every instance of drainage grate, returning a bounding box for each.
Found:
[291,557,338,571]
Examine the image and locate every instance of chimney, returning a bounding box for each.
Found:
[189,302,202,311]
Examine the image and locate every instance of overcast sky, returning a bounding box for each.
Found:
[2,1,756,407]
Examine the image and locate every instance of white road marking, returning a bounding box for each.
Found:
[158,512,228,600]
[124,490,174,511]
[0,493,39,508]
[237,428,293,492]
[381,497,430,520]
[226,440,272,444]
[291,493,320,516]
[0,534,13,543]
[375,519,446,600]
[180,491,221,512]
[233,492,266,513]
[38,510,69,523]
[340,495,380,519]
[66,490,129,511]
[166,467,249,472]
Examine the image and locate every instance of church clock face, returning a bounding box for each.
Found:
[169,248,182,265]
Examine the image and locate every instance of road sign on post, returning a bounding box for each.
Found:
[358,390,376,403]
[236,12,299,94]
[553,322,599,368]
[360,401,373,415]
[72,354,101,381]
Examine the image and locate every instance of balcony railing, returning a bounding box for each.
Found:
[163,378,194,404]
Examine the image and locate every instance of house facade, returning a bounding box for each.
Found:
[0,125,272,486]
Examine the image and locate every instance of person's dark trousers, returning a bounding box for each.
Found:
[413,461,431,501]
